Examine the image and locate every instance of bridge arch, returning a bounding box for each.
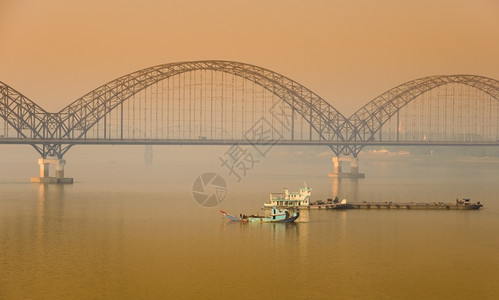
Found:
[0,82,63,157]
[0,81,49,139]
[348,75,499,154]
[58,61,350,154]
[2,70,498,159]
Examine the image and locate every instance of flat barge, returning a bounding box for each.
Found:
[262,184,483,210]
[345,198,483,210]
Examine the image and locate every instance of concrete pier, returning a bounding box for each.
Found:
[31,158,73,184]
[328,156,365,178]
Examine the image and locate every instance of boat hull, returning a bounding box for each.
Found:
[220,210,300,223]
[345,202,483,210]
[309,203,349,210]
[247,214,299,223]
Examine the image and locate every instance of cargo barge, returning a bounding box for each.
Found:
[346,198,483,210]
[262,184,483,210]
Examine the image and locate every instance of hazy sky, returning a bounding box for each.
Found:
[1,0,498,115]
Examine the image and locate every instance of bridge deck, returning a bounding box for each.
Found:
[0,138,498,146]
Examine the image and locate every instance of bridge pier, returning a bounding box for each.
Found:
[31,158,73,184]
[328,156,365,178]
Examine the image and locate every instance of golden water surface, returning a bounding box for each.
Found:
[1,149,498,299]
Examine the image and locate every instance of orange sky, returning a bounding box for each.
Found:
[1,0,498,115]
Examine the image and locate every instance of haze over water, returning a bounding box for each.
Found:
[1,145,498,299]
[1,0,498,298]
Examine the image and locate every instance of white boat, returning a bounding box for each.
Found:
[263,183,312,208]
[220,207,300,223]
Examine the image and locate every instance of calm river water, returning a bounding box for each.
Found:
[1,146,498,299]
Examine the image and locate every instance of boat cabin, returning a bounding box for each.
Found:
[265,184,312,208]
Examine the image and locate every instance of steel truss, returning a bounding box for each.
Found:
[1,64,499,159]
[347,75,499,156]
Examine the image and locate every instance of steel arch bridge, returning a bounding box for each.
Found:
[347,74,499,156]
[1,60,498,163]
[1,61,353,158]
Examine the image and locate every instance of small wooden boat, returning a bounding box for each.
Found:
[220,207,299,223]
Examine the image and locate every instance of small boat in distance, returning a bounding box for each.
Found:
[262,183,348,210]
[263,183,312,208]
[220,207,299,223]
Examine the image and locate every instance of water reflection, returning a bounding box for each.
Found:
[1,157,498,299]
[37,183,66,234]
[331,177,359,201]
[0,183,134,299]
[269,222,298,240]
[37,184,46,248]
[332,177,339,198]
